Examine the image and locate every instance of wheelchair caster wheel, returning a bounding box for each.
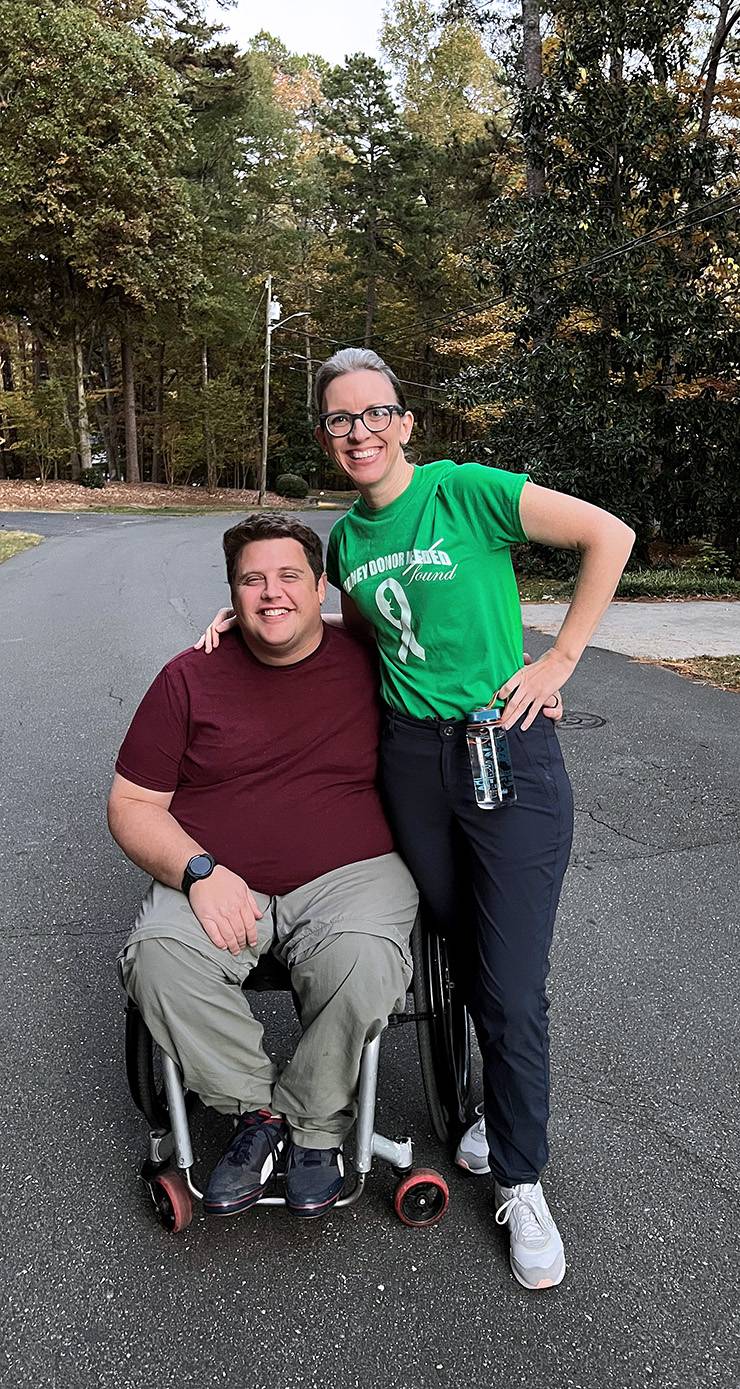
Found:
[149,1171,193,1233]
[393,1168,449,1228]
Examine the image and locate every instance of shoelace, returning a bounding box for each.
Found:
[291,1146,340,1169]
[227,1111,283,1168]
[471,1103,486,1138]
[495,1186,551,1242]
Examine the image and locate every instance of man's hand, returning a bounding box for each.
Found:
[194,607,237,653]
[523,650,563,723]
[497,648,573,731]
[188,865,263,954]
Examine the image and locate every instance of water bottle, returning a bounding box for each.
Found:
[465,708,517,810]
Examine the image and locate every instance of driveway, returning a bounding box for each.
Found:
[0,511,737,1389]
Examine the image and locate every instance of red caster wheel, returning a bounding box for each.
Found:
[393,1168,449,1228]
[149,1171,193,1233]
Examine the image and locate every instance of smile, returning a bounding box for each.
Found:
[346,447,382,461]
[260,608,292,618]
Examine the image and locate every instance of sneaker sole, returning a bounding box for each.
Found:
[286,1189,343,1219]
[203,1183,268,1217]
[510,1256,566,1291]
[455,1156,491,1175]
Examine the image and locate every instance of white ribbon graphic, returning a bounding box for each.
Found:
[374,578,426,665]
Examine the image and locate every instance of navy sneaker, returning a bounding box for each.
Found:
[285,1143,345,1218]
[203,1109,287,1216]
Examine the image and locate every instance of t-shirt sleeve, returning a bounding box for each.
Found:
[115,665,189,792]
[325,523,342,588]
[447,463,529,547]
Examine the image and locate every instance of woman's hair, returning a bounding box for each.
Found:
[222,513,324,588]
[313,347,407,416]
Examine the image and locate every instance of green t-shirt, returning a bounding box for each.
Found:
[326,460,529,720]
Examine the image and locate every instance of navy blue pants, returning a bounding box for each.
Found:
[380,709,574,1185]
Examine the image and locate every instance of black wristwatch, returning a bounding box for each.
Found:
[181,852,216,898]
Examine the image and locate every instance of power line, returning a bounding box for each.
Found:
[272,353,451,400]
[378,186,740,346]
[386,197,740,345]
[274,323,444,376]
[269,188,739,407]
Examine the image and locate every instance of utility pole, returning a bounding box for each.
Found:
[258,274,273,507]
[257,275,309,505]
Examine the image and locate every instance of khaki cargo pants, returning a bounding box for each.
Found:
[118,853,417,1148]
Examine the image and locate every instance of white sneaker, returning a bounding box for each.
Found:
[495,1181,566,1290]
[454,1103,490,1175]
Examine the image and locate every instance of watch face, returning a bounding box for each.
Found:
[189,854,213,879]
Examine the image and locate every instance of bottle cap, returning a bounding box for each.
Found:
[467,706,502,723]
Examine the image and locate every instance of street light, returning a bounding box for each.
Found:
[258,273,308,505]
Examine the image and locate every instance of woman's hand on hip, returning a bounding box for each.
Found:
[496,648,574,731]
[523,650,563,722]
[193,607,237,653]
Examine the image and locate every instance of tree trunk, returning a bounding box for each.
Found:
[120,325,140,483]
[522,0,545,198]
[61,390,81,481]
[304,294,313,425]
[72,322,92,473]
[101,334,120,480]
[14,323,29,389]
[151,341,165,485]
[364,272,377,349]
[698,1,740,142]
[0,352,8,480]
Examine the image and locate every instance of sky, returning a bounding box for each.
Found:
[206,0,386,65]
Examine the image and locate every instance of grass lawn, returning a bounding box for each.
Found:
[0,530,42,565]
[518,570,740,601]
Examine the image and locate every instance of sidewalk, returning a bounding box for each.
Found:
[521,599,740,657]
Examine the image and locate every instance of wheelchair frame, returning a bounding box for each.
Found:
[125,919,472,1232]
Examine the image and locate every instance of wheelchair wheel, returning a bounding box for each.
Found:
[125,1003,194,1130]
[412,921,472,1146]
[149,1171,193,1233]
[394,1169,449,1228]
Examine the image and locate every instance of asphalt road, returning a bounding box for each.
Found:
[0,511,738,1389]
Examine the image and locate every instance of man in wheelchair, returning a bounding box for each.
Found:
[108,514,418,1219]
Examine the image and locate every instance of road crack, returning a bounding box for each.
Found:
[575,805,656,847]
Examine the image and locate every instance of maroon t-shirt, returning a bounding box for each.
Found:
[115,625,394,895]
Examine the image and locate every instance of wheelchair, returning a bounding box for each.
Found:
[125,917,472,1233]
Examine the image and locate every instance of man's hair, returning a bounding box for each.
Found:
[314,347,408,415]
[223,514,325,589]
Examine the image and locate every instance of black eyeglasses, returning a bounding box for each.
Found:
[318,405,405,438]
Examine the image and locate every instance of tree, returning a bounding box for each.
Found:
[442,0,740,556]
[318,56,416,345]
[0,0,201,479]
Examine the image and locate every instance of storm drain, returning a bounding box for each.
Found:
[557,711,607,729]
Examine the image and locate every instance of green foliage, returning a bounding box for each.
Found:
[3,377,72,480]
[78,464,107,488]
[162,370,258,488]
[444,0,740,556]
[684,542,733,577]
[0,0,736,569]
[0,0,200,318]
[274,472,309,498]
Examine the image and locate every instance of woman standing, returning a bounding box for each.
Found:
[201,346,634,1289]
[313,348,634,1290]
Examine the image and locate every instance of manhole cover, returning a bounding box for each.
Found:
[558,711,607,729]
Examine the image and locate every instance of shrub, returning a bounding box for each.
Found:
[274,472,309,499]
[79,464,107,489]
[683,542,733,577]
